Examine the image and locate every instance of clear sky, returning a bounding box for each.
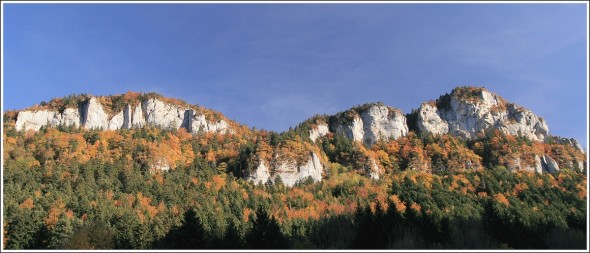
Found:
[2,3,588,150]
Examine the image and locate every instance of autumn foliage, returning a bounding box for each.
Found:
[2,92,587,249]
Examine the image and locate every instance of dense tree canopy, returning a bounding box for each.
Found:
[2,116,587,249]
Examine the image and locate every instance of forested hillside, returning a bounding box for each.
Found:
[2,87,587,249]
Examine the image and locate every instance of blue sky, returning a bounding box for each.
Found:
[2,3,588,150]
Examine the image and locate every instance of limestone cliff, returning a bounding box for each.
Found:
[330,103,408,147]
[14,105,83,131]
[246,152,324,187]
[247,160,271,185]
[142,98,185,130]
[14,94,233,134]
[414,87,549,142]
[309,123,329,143]
[508,154,563,174]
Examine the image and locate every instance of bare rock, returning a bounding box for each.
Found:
[332,104,408,147]
[309,123,329,142]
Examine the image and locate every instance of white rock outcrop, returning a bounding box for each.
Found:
[417,103,448,136]
[509,154,569,174]
[247,160,271,185]
[332,104,408,147]
[15,108,81,131]
[541,155,560,173]
[247,152,324,187]
[511,155,543,173]
[502,104,549,142]
[142,98,185,130]
[82,97,109,130]
[15,110,60,131]
[333,115,364,143]
[368,159,381,180]
[130,105,146,128]
[529,155,544,174]
[14,96,234,135]
[189,112,232,134]
[61,108,81,128]
[416,89,549,142]
[108,110,126,130]
[576,160,585,172]
[309,123,329,142]
[273,152,324,187]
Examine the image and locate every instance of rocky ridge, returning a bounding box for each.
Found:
[291,87,584,179]
[14,95,233,134]
[415,87,549,142]
[7,87,586,185]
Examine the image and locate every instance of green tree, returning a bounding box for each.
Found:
[245,208,288,249]
[63,221,114,249]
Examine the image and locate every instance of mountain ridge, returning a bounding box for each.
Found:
[4,87,569,141]
[4,86,586,186]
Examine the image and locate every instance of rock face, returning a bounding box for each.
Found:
[273,152,324,186]
[246,152,324,187]
[142,98,185,130]
[529,155,544,174]
[61,108,81,128]
[15,110,60,131]
[554,137,585,153]
[309,123,329,143]
[417,103,448,136]
[331,104,408,147]
[15,96,233,134]
[188,112,232,134]
[130,105,146,128]
[15,108,81,131]
[416,88,549,142]
[248,160,271,185]
[511,155,543,173]
[108,110,126,130]
[368,159,381,180]
[81,97,109,129]
[541,155,560,173]
[575,160,585,172]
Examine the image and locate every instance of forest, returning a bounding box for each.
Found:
[2,111,587,249]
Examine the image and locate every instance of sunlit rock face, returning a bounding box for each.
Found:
[417,103,448,136]
[187,111,232,134]
[331,104,408,147]
[142,98,185,130]
[246,152,324,187]
[309,123,329,143]
[246,160,271,185]
[16,110,60,131]
[15,97,234,134]
[541,155,560,174]
[272,152,324,187]
[416,88,549,142]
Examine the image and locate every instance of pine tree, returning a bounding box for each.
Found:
[166,208,207,249]
[245,208,288,249]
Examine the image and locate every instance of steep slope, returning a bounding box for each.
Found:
[291,86,585,178]
[4,86,586,185]
[3,87,587,250]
